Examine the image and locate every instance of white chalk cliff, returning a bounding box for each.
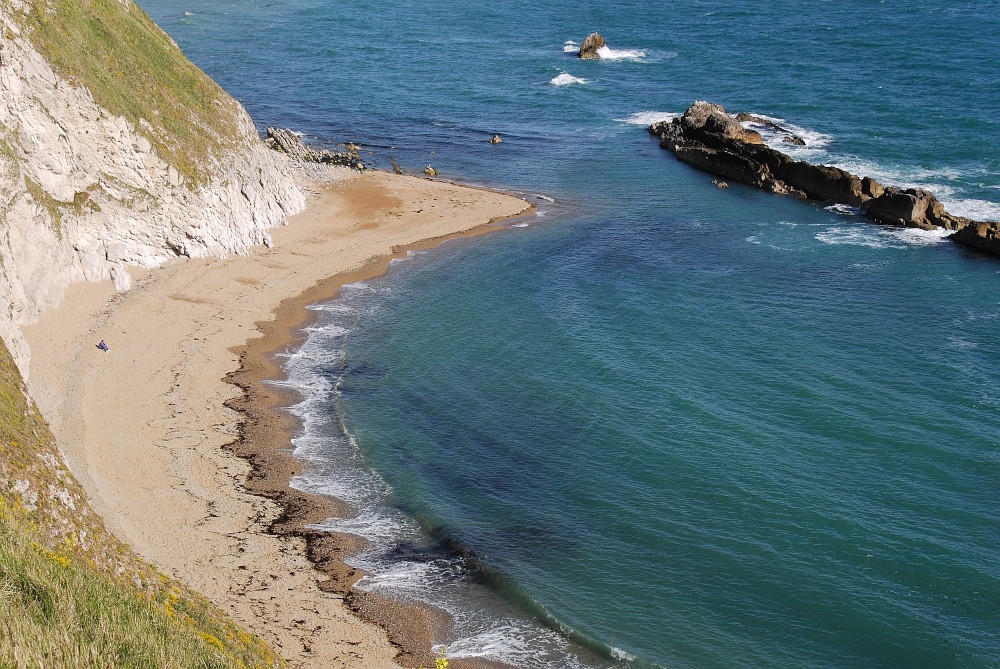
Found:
[0,0,305,374]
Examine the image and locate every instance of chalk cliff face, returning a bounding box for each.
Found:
[0,0,305,373]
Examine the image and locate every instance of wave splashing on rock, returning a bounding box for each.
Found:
[649,101,1000,258]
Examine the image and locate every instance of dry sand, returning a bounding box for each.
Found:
[23,168,532,669]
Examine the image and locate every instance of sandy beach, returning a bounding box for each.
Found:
[23,167,531,669]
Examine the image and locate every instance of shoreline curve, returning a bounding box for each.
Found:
[23,166,533,669]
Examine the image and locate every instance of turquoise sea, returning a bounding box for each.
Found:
[141,1,1000,667]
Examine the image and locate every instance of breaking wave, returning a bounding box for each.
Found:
[550,72,588,86]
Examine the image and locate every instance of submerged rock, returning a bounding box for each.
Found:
[579,33,606,59]
[649,101,999,257]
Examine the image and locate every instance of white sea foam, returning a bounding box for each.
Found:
[512,222,531,227]
[829,157,962,192]
[562,40,579,53]
[816,224,954,249]
[443,625,595,669]
[306,302,354,313]
[825,203,863,216]
[354,560,438,591]
[445,628,533,658]
[822,158,1000,220]
[595,44,646,61]
[532,193,555,202]
[610,647,638,662]
[549,72,588,86]
[616,110,681,126]
[276,258,634,669]
[887,226,957,245]
[730,116,1000,223]
[315,510,411,543]
[737,112,833,161]
[938,198,1000,221]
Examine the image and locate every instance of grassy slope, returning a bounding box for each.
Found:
[0,340,283,668]
[0,3,289,664]
[15,0,249,183]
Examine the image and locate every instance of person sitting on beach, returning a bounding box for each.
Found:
[96,340,109,352]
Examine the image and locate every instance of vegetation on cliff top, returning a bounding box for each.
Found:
[0,340,283,668]
[15,0,248,183]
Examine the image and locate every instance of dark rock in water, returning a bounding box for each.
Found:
[861,176,884,200]
[490,134,502,144]
[953,220,1000,256]
[579,33,606,59]
[782,135,806,146]
[862,187,936,229]
[861,187,969,231]
[265,127,365,169]
[424,165,438,176]
[649,101,999,258]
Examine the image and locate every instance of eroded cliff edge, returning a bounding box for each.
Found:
[0,0,305,373]
[650,101,1000,258]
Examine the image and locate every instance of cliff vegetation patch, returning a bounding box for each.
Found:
[0,340,284,668]
[17,0,247,184]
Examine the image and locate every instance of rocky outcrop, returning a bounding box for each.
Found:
[265,127,364,169]
[650,101,998,255]
[0,3,305,373]
[951,221,1000,256]
[579,33,606,59]
[734,112,806,146]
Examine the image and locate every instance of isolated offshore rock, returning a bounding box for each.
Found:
[579,33,606,59]
[649,101,1000,257]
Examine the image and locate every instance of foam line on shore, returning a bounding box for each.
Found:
[22,166,532,669]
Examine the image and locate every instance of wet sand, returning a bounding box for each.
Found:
[23,167,531,669]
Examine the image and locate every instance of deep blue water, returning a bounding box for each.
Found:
[140,1,1000,667]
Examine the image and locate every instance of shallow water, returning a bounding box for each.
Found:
[140,1,1000,666]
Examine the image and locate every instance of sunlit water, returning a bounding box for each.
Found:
[140,1,1000,666]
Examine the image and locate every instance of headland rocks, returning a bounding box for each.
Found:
[265,127,365,170]
[649,101,1000,258]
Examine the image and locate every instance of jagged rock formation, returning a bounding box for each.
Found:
[0,0,305,373]
[265,127,365,169]
[953,221,1000,256]
[650,102,1000,257]
[579,33,606,59]
[734,112,806,146]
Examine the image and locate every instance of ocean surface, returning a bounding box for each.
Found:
[140,1,1000,667]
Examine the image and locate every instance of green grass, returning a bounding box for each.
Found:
[0,506,283,669]
[0,339,285,668]
[21,177,64,235]
[16,0,249,184]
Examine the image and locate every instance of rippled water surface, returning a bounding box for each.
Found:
[139,1,1000,667]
